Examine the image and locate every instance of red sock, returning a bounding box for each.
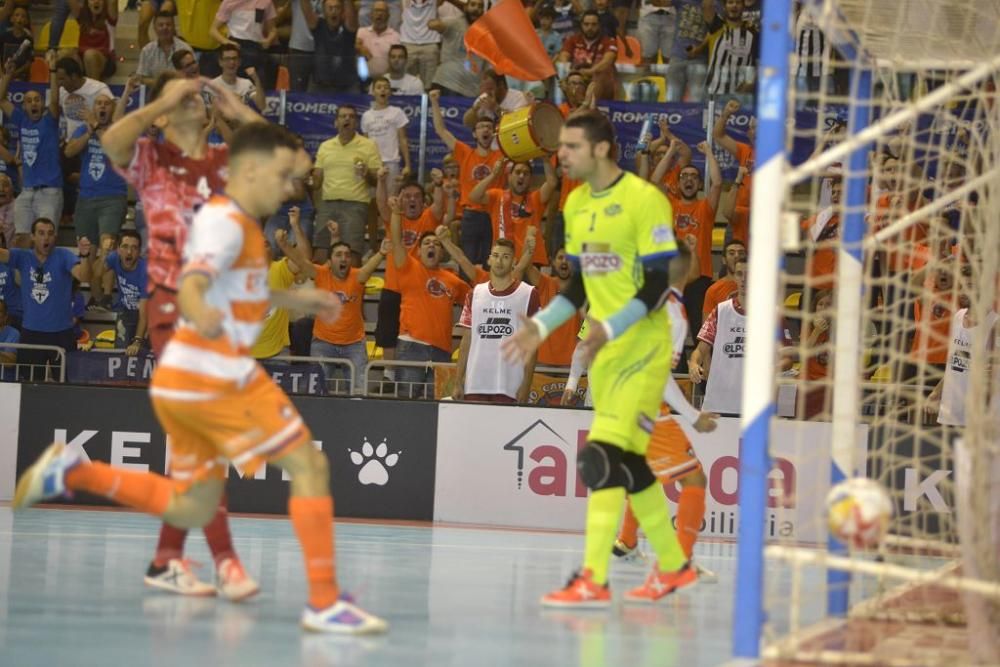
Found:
[65,461,173,517]
[289,495,339,609]
[202,493,236,566]
[618,499,640,548]
[154,523,188,566]
[676,485,706,559]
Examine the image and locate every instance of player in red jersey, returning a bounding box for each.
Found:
[102,70,265,600]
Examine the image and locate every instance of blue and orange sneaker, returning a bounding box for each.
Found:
[13,442,80,509]
[624,561,697,603]
[540,569,612,609]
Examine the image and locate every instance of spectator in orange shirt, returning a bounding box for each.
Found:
[702,238,745,319]
[801,288,833,419]
[388,194,471,398]
[523,246,582,367]
[293,221,389,395]
[663,141,722,335]
[557,71,596,117]
[800,175,841,292]
[371,168,444,390]
[429,88,504,266]
[713,99,755,244]
[469,159,555,267]
[637,116,692,198]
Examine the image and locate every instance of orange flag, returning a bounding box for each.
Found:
[464,0,557,81]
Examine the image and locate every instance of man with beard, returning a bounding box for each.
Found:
[373,171,444,391]
[454,238,540,403]
[301,0,361,94]
[462,69,531,130]
[356,0,400,79]
[0,218,91,368]
[429,88,504,266]
[0,55,63,249]
[524,247,583,368]
[289,220,389,394]
[428,0,484,98]
[702,0,759,105]
[665,141,720,335]
[702,238,745,319]
[382,44,424,95]
[558,11,619,101]
[101,71,265,600]
[91,230,148,355]
[469,159,554,267]
[65,80,136,307]
[388,193,470,398]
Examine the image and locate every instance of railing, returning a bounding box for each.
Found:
[0,343,67,383]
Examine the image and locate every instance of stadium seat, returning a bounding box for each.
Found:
[38,19,81,50]
[29,57,49,83]
[784,292,802,309]
[615,36,642,66]
[275,65,290,91]
[365,275,384,295]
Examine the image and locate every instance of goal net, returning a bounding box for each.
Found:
[747,0,1000,664]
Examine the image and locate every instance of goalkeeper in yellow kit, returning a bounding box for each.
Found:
[502,110,697,607]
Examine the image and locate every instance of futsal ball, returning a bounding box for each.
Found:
[825,478,893,549]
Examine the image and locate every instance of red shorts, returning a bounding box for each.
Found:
[148,286,179,358]
[150,367,312,490]
[646,417,702,484]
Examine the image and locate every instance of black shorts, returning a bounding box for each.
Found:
[374,288,401,348]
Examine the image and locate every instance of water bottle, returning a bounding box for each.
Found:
[635,115,653,152]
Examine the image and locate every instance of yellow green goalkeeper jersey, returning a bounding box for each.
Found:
[564,171,678,324]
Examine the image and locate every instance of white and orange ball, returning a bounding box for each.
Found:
[826,478,893,549]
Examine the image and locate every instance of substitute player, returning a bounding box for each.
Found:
[503,110,697,606]
[14,124,387,635]
[101,71,262,598]
[611,243,719,579]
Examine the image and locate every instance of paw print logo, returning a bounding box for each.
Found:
[348,438,400,486]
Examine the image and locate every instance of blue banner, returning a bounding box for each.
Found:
[66,351,327,395]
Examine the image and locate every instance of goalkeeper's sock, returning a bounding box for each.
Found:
[628,483,686,571]
[581,487,626,585]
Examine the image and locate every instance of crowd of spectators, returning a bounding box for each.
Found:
[0,0,981,426]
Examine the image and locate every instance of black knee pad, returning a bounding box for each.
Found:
[620,451,657,493]
[577,442,626,490]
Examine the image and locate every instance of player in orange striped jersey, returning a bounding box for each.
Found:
[14,123,388,635]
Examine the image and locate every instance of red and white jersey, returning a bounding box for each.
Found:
[938,307,998,426]
[459,280,540,398]
[151,196,269,401]
[118,137,229,291]
[666,287,688,370]
[698,297,746,414]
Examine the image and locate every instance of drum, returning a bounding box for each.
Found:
[497,102,564,161]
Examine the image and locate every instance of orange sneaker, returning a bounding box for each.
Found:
[541,569,612,609]
[624,562,697,603]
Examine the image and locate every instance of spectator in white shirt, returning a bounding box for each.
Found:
[399,0,440,92]
[210,0,279,89]
[382,44,425,94]
[209,43,267,111]
[356,0,400,79]
[55,57,113,139]
[361,76,411,192]
[136,11,193,87]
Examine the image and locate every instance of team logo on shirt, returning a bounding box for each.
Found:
[426,277,452,297]
[652,224,674,245]
[472,164,492,181]
[334,290,359,304]
[674,214,698,235]
[30,270,52,304]
[88,158,106,182]
[604,203,622,217]
[477,317,514,339]
[723,332,745,359]
[580,242,621,273]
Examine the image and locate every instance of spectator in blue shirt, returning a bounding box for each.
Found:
[0,173,15,252]
[65,77,134,307]
[0,127,20,197]
[0,250,21,330]
[92,230,148,356]
[0,54,63,249]
[0,299,18,367]
[0,218,92,368]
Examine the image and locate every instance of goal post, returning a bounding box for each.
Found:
[734,0,1000,663]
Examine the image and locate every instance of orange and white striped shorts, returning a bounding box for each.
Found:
[151,367,312,490]
[646,416,702,484]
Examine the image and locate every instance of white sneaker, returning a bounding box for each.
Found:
[216,558,260,602]
[301,598,388,635]
[611,539,647,564]
[693,561,718,584]
[144,559,216,596]
[13,442,80,509]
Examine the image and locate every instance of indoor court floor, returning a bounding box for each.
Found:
[0,506,825,667]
